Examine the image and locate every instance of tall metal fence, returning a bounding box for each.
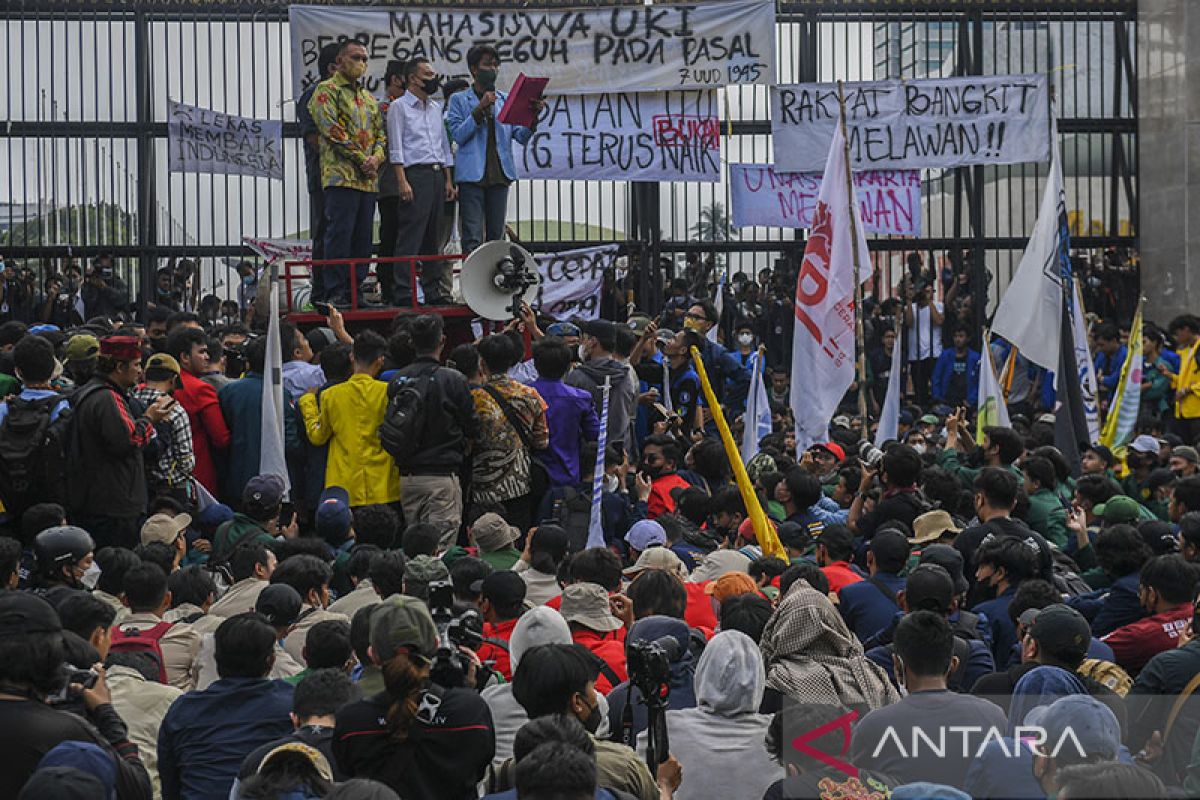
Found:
[1,0,1137,314]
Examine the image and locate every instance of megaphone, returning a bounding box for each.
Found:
[460,241,541,322]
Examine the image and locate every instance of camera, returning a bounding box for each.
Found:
[426,581,485,688]
[48,664,98,706]
[626,636,677,703]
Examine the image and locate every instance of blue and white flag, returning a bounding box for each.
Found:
[587,376,612,549]
[260,269,291,498]
[874,333,904,448]
[740,348,772,462]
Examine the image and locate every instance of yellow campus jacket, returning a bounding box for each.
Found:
[1174,341,1200,420]
[298,373,400,505]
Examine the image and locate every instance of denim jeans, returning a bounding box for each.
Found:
[322,186,376,303]
[458,182,510,255]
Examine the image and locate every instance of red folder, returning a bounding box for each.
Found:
[497,73,549,128]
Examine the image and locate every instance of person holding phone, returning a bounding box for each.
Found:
[446,45,545,256]
[132,353,197,508]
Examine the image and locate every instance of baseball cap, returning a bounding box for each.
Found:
[815,524,854,554]
[0,591,62,636]
[1172,445,1200,464]
[99,335,141,361]
[242,474,286,518]
[258,742,333,782]
[65,333,100,362]
[902,564,955,614]
[811,442,845,461]
[37,741,117,799]
[404,555,449,598]
[370,595,439,662]
[775,521,808,551]
[473,570,527,610]
[910,510,961,545]
[18,767,106,800]
[559,582,623,632]
[1037,412,1057,425]
[139,512,191,546]
[1023,603,1092,663]
[831,415,851,430]
[255,583,303,628]
[869,529,911,567]
[918,543,969,595]
[144,353,181,376]
[898,410,914,426]
[919,413,941,425]
[624,519,667,552]
[315,486,353,543]
[704,571,759,603]
[1025,695,1121,765]
[1098,494,1142,525]
[1139,520,1181,556]
[655,328,676,345]
[1084,443,1116,467]
[689,549,752,583]
[1130,434,1161,455]
[545,322,581,338]
[622,546,687,579]
[627,315,653,335]
[472,512,520,553]
[581,319,617,350]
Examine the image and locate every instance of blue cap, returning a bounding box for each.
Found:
[545,322,581,338]
[624,519,666,552]
[315,485,353,543]
[891,783,971,800]
[37,742,116,800]
[1023,695,1121,766]
[196,502,235,532]
[899,410,914,425]
[29,323,60,334]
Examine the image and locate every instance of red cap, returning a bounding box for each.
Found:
[99,335,142,362]
[814,442,846,461]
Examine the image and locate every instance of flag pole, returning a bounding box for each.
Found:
[837,81,869,427]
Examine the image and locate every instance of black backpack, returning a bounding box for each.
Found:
[0,393,71,516]
[551,487,594,553]
[379,364,439,466]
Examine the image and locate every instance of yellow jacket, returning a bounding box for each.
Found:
[298,373,400,505]
[1173,341,1200,420]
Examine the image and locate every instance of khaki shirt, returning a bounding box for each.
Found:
[328,580,381,619]
[107,665,183,800]
[208,577,267,618]
[192,634,305,690]
[116,612,201,692]
[283,605,351,666]
[163,603,223,637]
[94,590,130,625]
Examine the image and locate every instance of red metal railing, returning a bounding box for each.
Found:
[281,254,474,321]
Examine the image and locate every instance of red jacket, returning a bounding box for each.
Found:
[572,628,627,694]
[478,617,518,681]
[647,473,691,519]
[822,561,865,594]
[176,370,231,495]
[684,581,718,633]
[1102,603,1192,673]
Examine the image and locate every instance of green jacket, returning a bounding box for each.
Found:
[1025,488,1069,549]
[937,448,1023,489]
[212,513,275,560]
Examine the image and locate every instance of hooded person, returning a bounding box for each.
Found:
[639,630,782,800]
[606,616,698,742]
[1006,665,1089,736]
[565,320,635,456]
[759,581,899,714]
[481,606,573,765]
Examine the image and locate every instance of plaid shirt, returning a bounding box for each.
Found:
[132,387,196,488]
[308,71,386,193]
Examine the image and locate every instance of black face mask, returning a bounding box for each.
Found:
[580,698,603,734]
[422,77,442,95]
[640,462,662,479]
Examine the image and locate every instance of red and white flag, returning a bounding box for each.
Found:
[789,125,872,451]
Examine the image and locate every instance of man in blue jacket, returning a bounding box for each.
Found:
[445,45,544,255]
[932,325,980,408]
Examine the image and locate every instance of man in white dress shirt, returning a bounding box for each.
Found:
[387,58,457,307]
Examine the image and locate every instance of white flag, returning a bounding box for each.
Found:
[874,335,904,448]
[740,351,773,462]
[1071,281,1101,444]
[260,276,291,497]
[789,125,872,451]
[976,338,1012,441]
[991,123,1065,381]
[587,377,612,550]
[708,275,724,343]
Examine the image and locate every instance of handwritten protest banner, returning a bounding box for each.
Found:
[770,74,1050,172]
[535,244,619,321]
[513,91,719,182]
[289,0,774,96]
[168,101,283,180]
[730,164,922,236]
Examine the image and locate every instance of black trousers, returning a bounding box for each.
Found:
[377,195,400,303]
[392,165,448,306]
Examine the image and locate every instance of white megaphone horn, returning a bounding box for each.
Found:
[460,241,541,322]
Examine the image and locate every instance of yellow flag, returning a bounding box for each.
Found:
[688,346,786,560]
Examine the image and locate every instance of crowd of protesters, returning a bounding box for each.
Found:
[0,36,1191,800]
